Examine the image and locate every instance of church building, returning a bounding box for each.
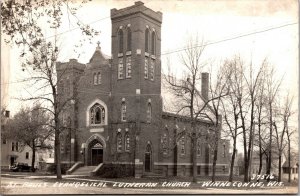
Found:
[56,1,230,177]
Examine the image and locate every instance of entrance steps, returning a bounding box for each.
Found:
[71,166,97,176]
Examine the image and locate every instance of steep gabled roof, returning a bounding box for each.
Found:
[88,42,110,65]
[282,160,299,168]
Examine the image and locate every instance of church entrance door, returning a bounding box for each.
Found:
[144,144,152,172]
[90,142,103,166]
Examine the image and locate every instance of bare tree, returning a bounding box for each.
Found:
[164,36,228,182]
[224,55,266,182]
[264,66,282,178]
[1,0,98,179]
[221,58,242,182]
[273,94,293,181]
[254,72,268,177]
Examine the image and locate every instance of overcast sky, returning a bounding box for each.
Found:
[3,0,298,123]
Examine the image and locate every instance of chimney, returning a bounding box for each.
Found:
[201,72,209,101]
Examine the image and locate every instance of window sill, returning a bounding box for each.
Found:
[126,51,131,55]
[145,52,150,57]
[151,55,156,59]
[118,53,123,57]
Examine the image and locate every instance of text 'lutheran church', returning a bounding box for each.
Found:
[57,1,230,177]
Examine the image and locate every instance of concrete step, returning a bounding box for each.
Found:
[72,166,97,175]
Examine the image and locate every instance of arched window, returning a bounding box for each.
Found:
[90,103,105,125]
[151,31,155,55]
[118,29,124,54]
[12,142,15,151]
[125,132,130,151]
[121,101,126,122]
[161,130,168,155]
[180,136,185,155]
[147,103,152,122]
[197,139,202,156]
[117,132,122,152]
[93,73,97,85]
[146,143,151,153]
[127,27,131,51]
[97,72,101,84]
[145,143,152,172]
[145,28,149,53]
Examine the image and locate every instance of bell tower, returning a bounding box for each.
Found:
[110,1,163,176]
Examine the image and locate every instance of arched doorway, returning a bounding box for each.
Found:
[87,140,103,166]
[145,143,152,172]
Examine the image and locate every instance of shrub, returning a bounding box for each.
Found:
[46,163,71,174]
[96,163,134,178]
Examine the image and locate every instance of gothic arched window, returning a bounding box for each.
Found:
[180,136,185,155]
[125,132,130,151]
[121,101,126,122]
[151,31,155,55]
[90,103,105,125]
[197,139,202,156]
[145,28,149,53]
[118,29,124,54]
[117,132,122,152]
[127,27,131,51]
[146,143,152,153]
[161,130,168,155]
[147,103,152,122]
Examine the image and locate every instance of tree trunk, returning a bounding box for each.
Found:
[258,123,263,175]
[229,144,236,182]
[31,140,36,172]
[55,129,62,179]
[211,126,219,182]
[288,138,291,183]
[267,107,272,178]
[278,154,282,182]
[192,134,197,182]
